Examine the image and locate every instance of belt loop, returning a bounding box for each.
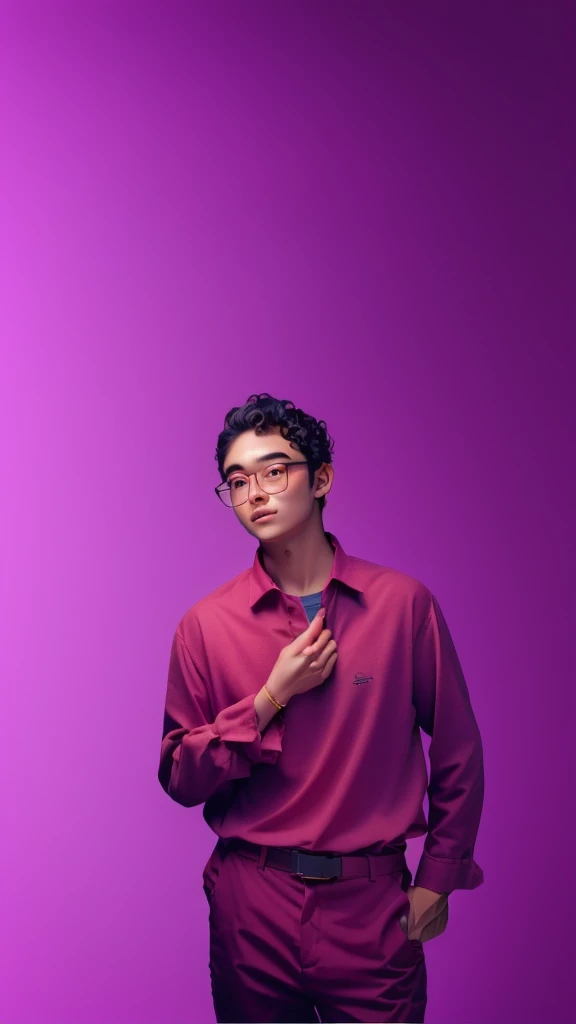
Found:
[257,845,268,872]
[366,854,376,882]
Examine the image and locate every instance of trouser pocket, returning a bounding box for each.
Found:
[202,840,226,904]
[390,869,424,950]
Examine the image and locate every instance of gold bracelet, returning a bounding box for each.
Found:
[263,685,286,711]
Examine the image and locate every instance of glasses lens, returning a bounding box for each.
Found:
[260,464,288,493]
[223,464,288,507]
[218,486,233,507]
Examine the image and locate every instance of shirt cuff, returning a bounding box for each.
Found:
[213,693,285,765]
[414,851,484,895]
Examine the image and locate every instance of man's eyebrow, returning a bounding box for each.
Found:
[223,452,294,478]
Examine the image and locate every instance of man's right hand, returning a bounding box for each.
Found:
[266,608,338,706]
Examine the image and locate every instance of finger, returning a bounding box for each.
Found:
[320,650,338,680]
[408,899,448,943]
[295,610,326,651]
[406,890,417,934]
[302,629,332,657]
[310,638,337,668]
[302,609,325,635]
[417,917,447,943]
[307,633,335,659]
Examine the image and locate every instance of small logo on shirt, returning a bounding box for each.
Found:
[352,672,373,686]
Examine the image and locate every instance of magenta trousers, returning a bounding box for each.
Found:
[202,839,427,1023]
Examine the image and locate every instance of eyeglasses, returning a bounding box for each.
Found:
[215,461,309,508]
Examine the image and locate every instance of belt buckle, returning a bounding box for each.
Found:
[290,851,342,881]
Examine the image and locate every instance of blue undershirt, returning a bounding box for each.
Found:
[296,591,323,623]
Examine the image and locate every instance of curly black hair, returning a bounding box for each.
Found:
[215,393,335,513]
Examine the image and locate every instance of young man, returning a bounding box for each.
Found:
[158,392,484,1024]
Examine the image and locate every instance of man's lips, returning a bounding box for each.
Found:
[251,510,277,523]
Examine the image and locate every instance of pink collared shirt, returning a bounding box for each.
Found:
[158,532,484,894]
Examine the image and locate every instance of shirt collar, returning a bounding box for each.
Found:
[248,531,364,609]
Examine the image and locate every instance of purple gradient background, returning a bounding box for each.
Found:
[1,3,574,1022]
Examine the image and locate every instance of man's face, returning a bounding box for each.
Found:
[221,426,329,540]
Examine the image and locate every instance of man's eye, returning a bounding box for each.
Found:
[232,479,245,489]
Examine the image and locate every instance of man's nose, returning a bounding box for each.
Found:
[248,474,268,500]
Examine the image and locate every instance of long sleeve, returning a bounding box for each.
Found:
[158,629,285,808]
[412,594,484,895]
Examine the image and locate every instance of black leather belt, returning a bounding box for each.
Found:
[223,837,407,881]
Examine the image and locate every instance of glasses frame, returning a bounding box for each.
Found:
[215,460,310,508]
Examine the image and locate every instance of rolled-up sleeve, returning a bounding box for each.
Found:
[158,629,285,808]
[412,594,485,895]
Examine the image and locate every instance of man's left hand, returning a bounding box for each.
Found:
[399,885,449,943]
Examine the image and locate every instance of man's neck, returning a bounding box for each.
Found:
[259,519,335,596]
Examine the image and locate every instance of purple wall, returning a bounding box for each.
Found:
[1,3,574,1022]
